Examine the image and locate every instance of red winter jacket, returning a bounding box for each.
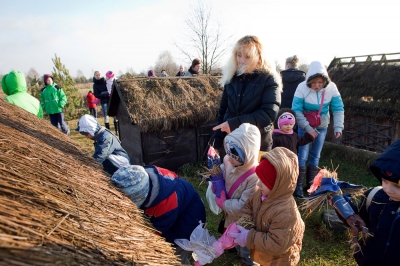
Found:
[86,92,98,108]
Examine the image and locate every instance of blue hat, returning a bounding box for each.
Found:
[224,139,245,164]
[111,165,150,208]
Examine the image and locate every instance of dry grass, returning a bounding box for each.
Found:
[117,76,222,132]
[0,99,179,265]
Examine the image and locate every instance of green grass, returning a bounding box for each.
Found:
[68,124,379,266]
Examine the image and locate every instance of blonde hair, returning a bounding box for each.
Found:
[286,55,299,68]
[219,35,281,88]
[94,71,101,76]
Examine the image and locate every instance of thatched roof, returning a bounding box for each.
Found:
[110,76,222,132]
[0,99,179,265]
[329,64,400,120]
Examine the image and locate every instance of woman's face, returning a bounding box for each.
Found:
[236,46,257,73]
[310,77,326,92]
[193,64,201,72]
[382,178,400,201]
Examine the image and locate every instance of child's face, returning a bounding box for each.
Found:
[225,154,242,167]
[280,123,294,133]
[45,77,53,85]
[257,179,271,196]
[382,178,400,201]
[310,77,326,92]
[94,73,101,80]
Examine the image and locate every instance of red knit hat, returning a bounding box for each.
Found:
[256,158,277,190]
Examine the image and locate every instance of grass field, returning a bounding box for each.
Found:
[68,118,379,266]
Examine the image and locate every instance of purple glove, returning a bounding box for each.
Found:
[194,261,202,266]
[229,225,249,247]
[215,190,226,210]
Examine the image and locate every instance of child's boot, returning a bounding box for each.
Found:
[294,166,306,198]
[306,165,319,190]
[105,122,110,129]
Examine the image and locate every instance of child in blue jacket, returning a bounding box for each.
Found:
[76,114,130,175]
[111,165,206,265]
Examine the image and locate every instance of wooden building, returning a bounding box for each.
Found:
[326,53,400,152]
[108,76,222,171]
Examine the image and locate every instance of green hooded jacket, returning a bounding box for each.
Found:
[2,71,43,118]
[40,83,67,115]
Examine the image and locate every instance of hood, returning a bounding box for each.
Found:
[224,123,260,168]
[93,77,106,85]
[260,147,298,199]
[369,139,400,184]
[281,69,305,83]
[1,71,27,96]
[305,61,330,88]
[76,114,101,136]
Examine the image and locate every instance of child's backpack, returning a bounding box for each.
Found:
[366,186,382,212]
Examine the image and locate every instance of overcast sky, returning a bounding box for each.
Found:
[1,0,399,78]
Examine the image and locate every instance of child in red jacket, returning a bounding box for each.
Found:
[86,90,99,118]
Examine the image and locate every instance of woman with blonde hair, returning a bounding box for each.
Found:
[213,35,282,152]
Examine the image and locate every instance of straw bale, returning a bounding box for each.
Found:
[116,76,222,132]
[0,99,179,265]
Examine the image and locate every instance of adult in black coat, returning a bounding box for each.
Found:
[280,55,305,109]
[93,71,110,129]
[212,35,281,152]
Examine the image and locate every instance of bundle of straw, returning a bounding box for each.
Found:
[0,100,179,265]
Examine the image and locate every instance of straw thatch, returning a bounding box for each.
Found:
[115,76,222,132]
[0,99,179,265]
[329,64,400,120]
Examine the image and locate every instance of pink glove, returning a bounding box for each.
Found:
[212,223,240,255]
[229,225,249,247]
[194,261,202,266]
[215,190,226,210]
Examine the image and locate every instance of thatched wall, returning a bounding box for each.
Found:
[0,99,179,265]
[329,64,400,120]
[115,76,222,132]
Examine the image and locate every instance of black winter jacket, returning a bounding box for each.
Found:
[280,68,305,108]
[272,131,314,154]
[93,77,109,105]
[351,139,400,266]
[213,70,281,151]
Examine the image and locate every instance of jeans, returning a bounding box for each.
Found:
[236,245,258,265]
[49,112,69,135]
[101,102,109,123]
[297,127,327,167]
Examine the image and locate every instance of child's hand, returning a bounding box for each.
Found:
[215,190,226,209]
[229,225,249,247]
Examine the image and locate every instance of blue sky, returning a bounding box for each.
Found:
[1,0,399,78]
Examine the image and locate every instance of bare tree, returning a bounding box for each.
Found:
[175,0,231,74]
[154,51,179,76]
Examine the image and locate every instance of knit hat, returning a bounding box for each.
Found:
[75,114,101,136]
[256,158,277,190]
[278,112,295,129]
[1,71,27,95]
[43,74,54,84]
[192,58,201,67]
[224,139,245,164]
[111,165,150,208]
[106,71,114,79]
[148,70,156,77]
